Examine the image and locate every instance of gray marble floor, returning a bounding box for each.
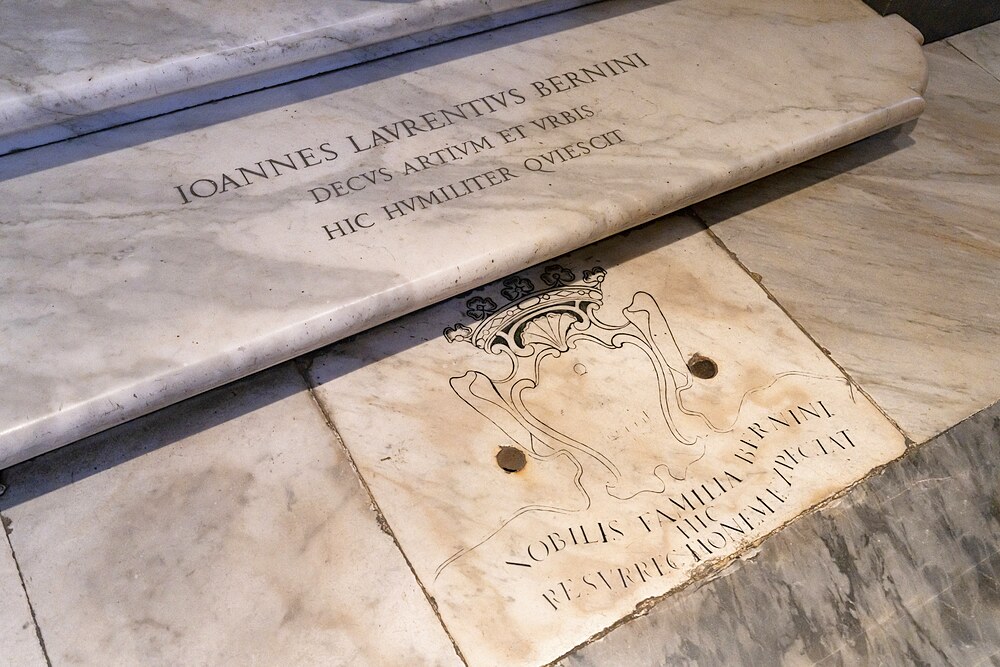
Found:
[559,400,1000,666]
[693,39,1000,445]
[949,20,1000,82]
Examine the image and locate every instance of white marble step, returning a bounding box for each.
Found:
[0,0,927,470]
[0,0,596,155]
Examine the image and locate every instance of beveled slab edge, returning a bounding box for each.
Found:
[1,102,926,470]
[0,0,596,156]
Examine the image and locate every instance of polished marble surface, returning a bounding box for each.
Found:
[0,530,46,667]
[0,0,927,471]
[0,364,461,666]
[0,0,595,154]
[305,214,906,666]
[694,40,1000,444]
[949,20,1000,81]
[0,15,993,666]
[560,401,1000,666]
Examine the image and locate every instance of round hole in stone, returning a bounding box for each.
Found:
[687,354,718,380]
[496,446,527,473]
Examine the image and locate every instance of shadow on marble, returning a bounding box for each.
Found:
[0,364,461,666]
[0,366,302,504]
[685,122,916,223]
[0,0,650,180]
[694,41,1000,443]
[863,0,1000,43]
[303,215,707,380]
[559,402,1000,666]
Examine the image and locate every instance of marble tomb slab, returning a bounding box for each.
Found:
[693,39,1000,443]
[0,0,927,469]
[304,215,908,666]
[0,364,462,666]
[0,0,598,155]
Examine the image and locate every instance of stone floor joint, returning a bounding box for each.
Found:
[292,358,471,666]
[688,206,917,447]
[2,511,52,667]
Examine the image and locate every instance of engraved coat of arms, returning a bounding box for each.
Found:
[444,264,714,502]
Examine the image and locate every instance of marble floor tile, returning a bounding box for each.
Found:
[0,364,460,666]
[0,0,927,471]
[0,0,597,154]
[559,401,1000,667]
[948,20,1000,82]
[0,529,46,667]
[304,214,907,666]
[693,41,1000,444]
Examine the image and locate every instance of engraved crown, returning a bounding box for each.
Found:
[444,264,606,356]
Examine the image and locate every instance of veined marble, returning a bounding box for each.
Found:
[0,364,461,665]
[0,529,46,666]
[693,40,1000,444]
[0,0,598,155]
[304,215,907,666]
[561,401,1000,666]
[948,20,1000,81]
[0,0,926,470]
